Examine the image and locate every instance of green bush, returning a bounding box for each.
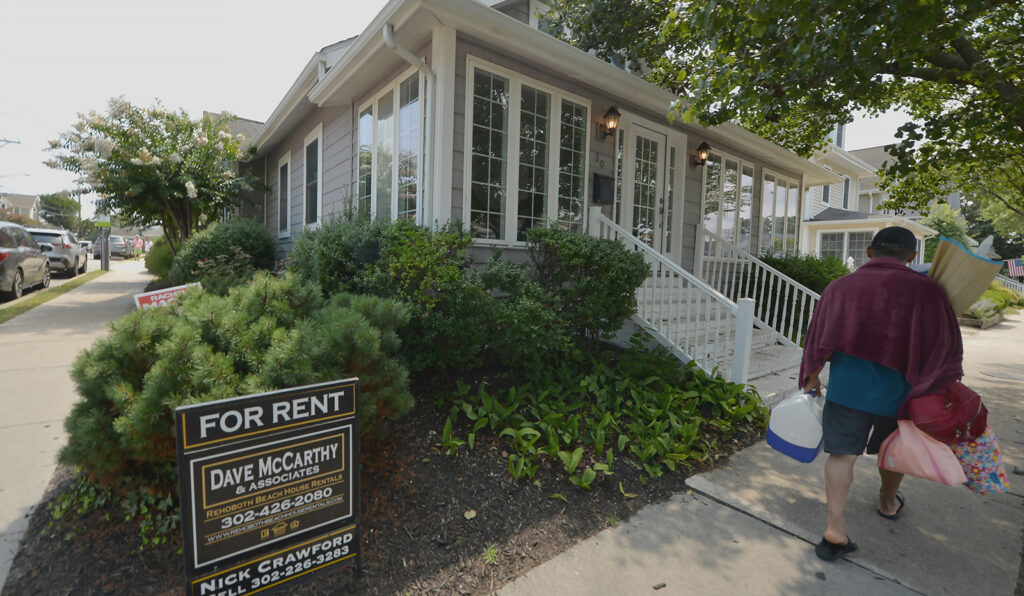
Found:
[167,217,275,288]
[525,227,650,342]
[144,237,174,279]
[919,204,971,262]
[758,253,849,294]
[61,272,411,489]
[289,216,389,295]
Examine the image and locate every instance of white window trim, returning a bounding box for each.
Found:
[841,175,852,210]
[529,0,551,28]
[461,54,592,246]
[277,151,291,238]
[303,123,323,228]
[356,66,424,224]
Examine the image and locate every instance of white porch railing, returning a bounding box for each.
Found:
[996,274,1024,295]
[589,208,755,384]
[700,231,821,347]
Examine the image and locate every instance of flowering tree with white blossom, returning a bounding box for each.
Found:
[46,97,260,251]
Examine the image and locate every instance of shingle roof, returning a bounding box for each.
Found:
[0,193,39,211]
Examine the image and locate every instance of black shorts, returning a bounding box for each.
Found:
[822,401,898,456]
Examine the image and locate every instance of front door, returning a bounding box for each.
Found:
[624,124,667,251]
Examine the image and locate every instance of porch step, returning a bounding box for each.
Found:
[747,343,803,381]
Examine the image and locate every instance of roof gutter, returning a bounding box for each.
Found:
[382,23,436,227]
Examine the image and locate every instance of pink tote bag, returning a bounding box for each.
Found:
[878,420,967,485]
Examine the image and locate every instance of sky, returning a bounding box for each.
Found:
[0,0,907,218]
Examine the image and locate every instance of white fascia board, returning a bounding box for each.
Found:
[803,216,935,238]
[251,52,326,152]
[813,144,877,178]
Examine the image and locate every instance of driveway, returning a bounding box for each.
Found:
[0,258,152,586]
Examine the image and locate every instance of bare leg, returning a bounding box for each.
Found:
[878,468,904,516]
[824,454,857,544]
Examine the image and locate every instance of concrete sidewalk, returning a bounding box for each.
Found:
[0,259,152,587]
[502,314,1024,595]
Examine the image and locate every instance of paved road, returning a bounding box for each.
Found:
[503,313,1024,595]
[0,258,151,587]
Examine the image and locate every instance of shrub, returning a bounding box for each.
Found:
[144,237,174,279]
[919,204,971,262]
[167,217,275,287]
[289,216,389,295]
[758,253,849,294]
[61,272,411,489]
[525,227,649,342]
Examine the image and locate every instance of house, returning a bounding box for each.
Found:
[0,193,41,221]
[800,130,934,268]
[242,0,843,384]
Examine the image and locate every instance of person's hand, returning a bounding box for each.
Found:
[803,372,822,396]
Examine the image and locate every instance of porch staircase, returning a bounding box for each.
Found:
[589,208,816,399]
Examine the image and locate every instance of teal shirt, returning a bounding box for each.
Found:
[826,352,911,417]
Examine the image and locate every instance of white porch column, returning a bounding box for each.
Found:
[588,205,603,238]
[431,25,456,229]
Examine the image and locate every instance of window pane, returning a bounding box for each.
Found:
[469,69,508,239]
[849,231,872,268]
[517,85,550,240]
[773,179,786,255]
[397,75,420,221]
[821,184,830,204]
[739,165,753,252]
[703,152,722,256]
[557,99,587,233]
[665,147,676,253]
[760,175,775,255]
[842,177,851,209]
[305,138,318,225]
[613,129,624,225]
[376,91,394,220]
[358,107,373,219]
[632,134,659,245]
[278,163,289,232]
[786,184,799,255]
[721,159,738,247]
[820,232,843,260]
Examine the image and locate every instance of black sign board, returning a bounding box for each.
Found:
[176,379,360,595]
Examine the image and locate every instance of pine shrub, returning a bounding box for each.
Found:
[61,273,411,489]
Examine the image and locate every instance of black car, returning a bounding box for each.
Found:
[0,221,51,300]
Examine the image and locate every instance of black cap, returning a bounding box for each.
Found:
[871,226,917,250]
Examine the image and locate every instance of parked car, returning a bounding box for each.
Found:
[92,235,128,260]
[0,221,51,300]
[26,228,87,277]
[79,240,92,254]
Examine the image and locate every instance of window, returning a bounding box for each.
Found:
[277,152,290,237]
[821,184,830,205]
[819,230,874,268]
[358,71,422,222]
[702,151,753,255]
[465,58,590,243]
[303,124,322,226]
[759,171,799,256]
[842,176,851,210]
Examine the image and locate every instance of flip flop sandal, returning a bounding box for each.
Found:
[815,537,858,562]
[877,492,905,521]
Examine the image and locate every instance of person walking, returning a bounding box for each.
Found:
[799,226,963,562]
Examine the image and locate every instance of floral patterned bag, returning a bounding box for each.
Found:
[950,425,1010,495]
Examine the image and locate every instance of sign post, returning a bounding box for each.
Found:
[96,215,110,271]
[175,379,360,595]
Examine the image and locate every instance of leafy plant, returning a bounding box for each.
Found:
[482,544,499,566]
[144,237,174,279]
[167,217,275,287]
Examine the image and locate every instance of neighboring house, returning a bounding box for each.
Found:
[0,193,41,220]
[242,0,842,383]
[801,130,935,267]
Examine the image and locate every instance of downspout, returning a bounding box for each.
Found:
[383,23,435,227]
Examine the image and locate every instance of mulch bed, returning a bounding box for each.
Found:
[3,376,763,596]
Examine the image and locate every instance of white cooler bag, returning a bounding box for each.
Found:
[767,389,825,463]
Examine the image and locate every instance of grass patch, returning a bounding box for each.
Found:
[0,270,108,325]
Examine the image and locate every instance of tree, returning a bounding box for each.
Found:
[919,204,971,262]
[0,210,38,226]
[548,1,1023,208]
[38,190,80,230]
[46,97,260,251]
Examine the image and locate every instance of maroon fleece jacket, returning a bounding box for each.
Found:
[799,257,963,399]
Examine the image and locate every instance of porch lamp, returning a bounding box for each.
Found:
[598,106,621,139]
[692,141,711,166]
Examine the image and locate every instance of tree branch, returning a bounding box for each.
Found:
[949,37,984,66]
[983,187,1024,219]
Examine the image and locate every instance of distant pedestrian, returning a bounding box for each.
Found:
[799,226,963,562]
[133,235,144,258]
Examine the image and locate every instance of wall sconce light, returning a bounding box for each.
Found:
[692,141,711,166]
[598,106,621,139]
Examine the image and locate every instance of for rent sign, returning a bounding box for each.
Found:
[175,379,360,595]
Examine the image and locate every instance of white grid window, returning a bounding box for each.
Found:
[469,69,509,240]
[517,85,550,239]
[277,152,290,237]
[557,99,587,233]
